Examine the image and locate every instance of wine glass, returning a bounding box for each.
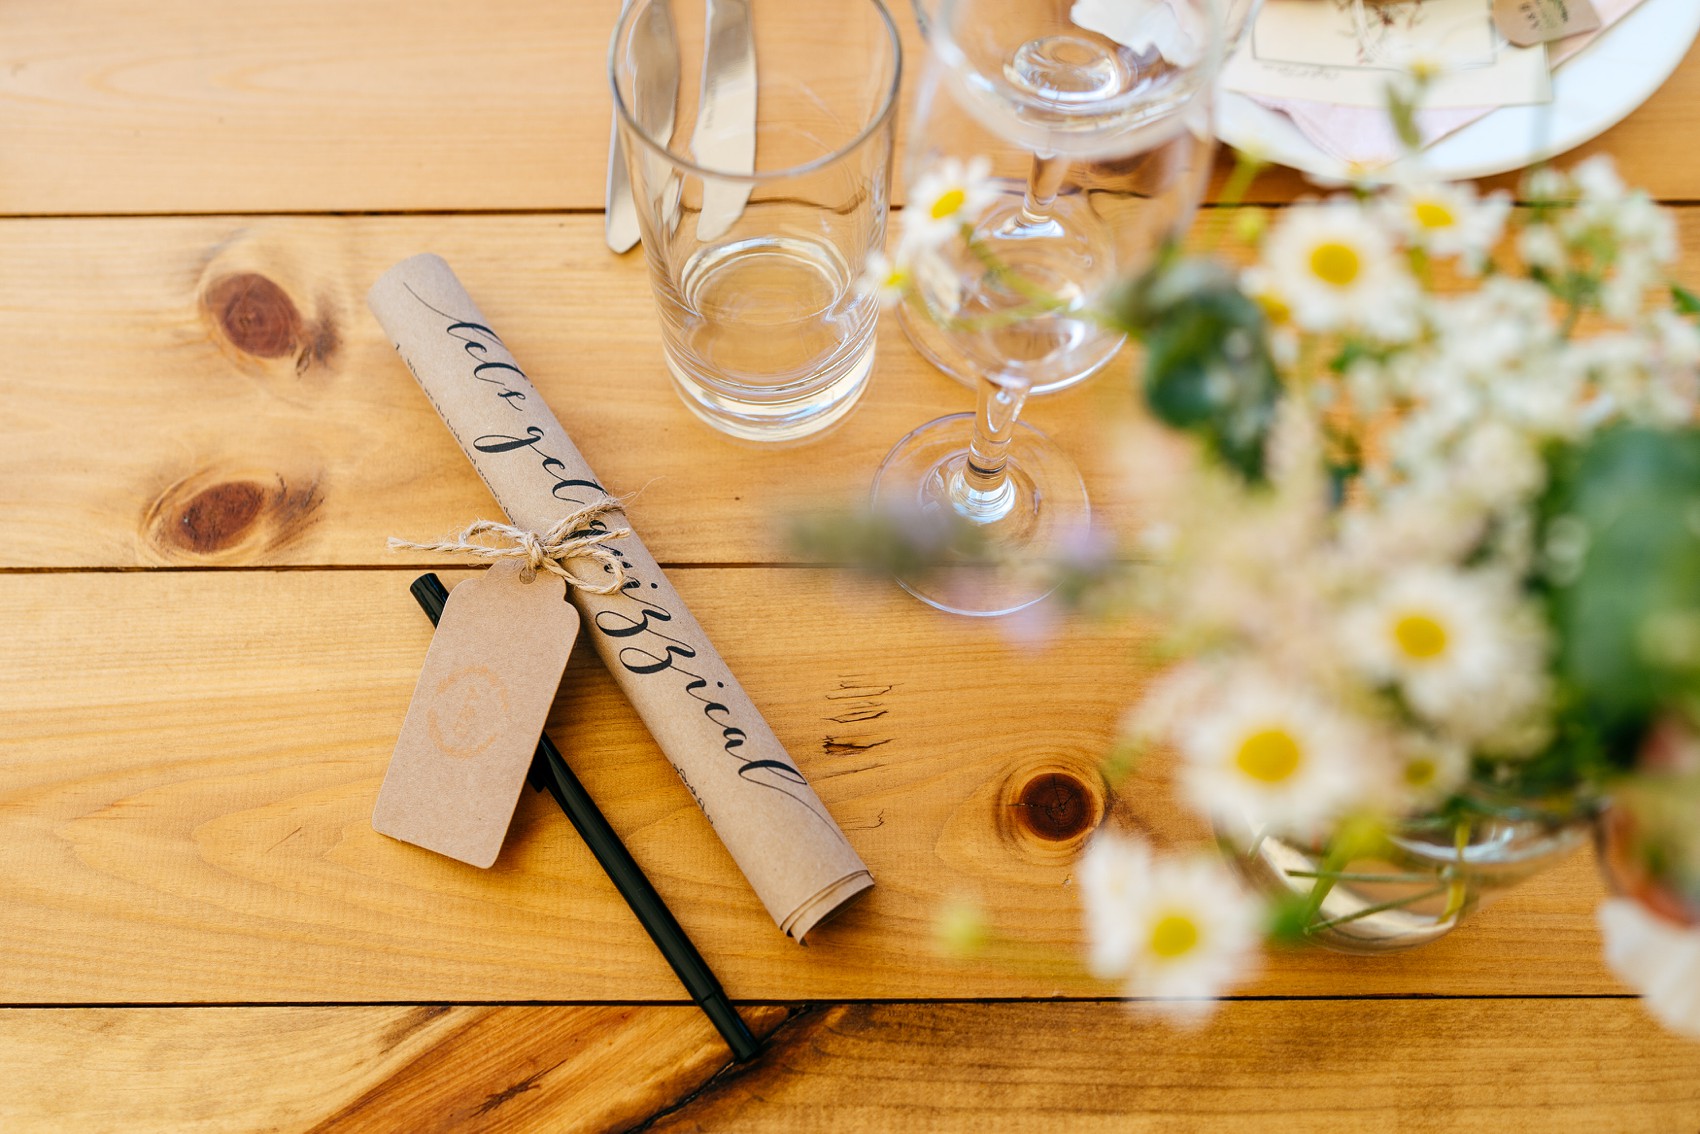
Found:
[873,0,1225,616]
[911,0,1260,53]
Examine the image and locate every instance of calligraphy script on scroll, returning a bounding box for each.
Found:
[388,285,839,836]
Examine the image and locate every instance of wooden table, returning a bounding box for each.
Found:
[2,3,1698,1130]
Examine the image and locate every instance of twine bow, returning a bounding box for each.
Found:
[388,498,632,594]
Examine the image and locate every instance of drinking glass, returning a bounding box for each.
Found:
[873,0,1224,616]
[610,0,901,442]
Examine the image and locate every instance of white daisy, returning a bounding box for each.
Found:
[1449,419,1546,513]
[1241,265,1301,367]
[1337,486,1487,576]
[1599,898,1700,1039]
[904,156,998,250]
[1382,181,1510,272]
[1079,834,1263,1023]
[1572,154,1629,210]
[1177,671,1382,836]
[1391,729,1469,810]
[1517,221,1566,274]
[1342,567,1550,754]
[1522,165,1570,205]
[1257,200,1419,339]
[856,250,910,309]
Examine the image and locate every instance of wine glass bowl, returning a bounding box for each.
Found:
[898,0,1222,396]
[904,182,1122,394]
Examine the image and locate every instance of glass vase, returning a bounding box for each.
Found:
[1217,802,1594,954]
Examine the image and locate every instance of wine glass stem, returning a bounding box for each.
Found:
[1020,152,1070,226]
[952,373,1031,523]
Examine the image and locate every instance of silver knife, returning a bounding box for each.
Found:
[606,0,640,253]
[691,0,757,241]
[609,0,681,252]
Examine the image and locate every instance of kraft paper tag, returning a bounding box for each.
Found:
[1492,0,1600,46]
[373,560,579,868]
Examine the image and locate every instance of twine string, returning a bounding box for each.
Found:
[388,498,632,595]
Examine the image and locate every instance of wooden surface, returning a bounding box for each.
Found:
[0,1,1696,1130]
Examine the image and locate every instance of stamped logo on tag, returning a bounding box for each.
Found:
[373,560,579,868]
[1492,0,1601,46]
[427,666,510,758]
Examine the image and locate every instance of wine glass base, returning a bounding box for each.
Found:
[870,413,1090,617]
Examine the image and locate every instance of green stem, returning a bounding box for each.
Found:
[1558,295,1584,340]
[1305,884,1450,934]
[1300,838,1354,920]
[1203,153,1266,254]
[961,229,1064,308]
[942,300,1065,334]
[1439,817,1473,921]
[1285,870,1445,884]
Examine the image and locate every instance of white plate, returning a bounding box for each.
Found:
[1217,0,1700,182]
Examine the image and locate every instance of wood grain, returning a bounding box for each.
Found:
[0,567,1621,1001]
[652,999,1700,1134]
[0,5,1695,215]
[0,1003,790,1134]
[8,209,1700,573]
[4,999,1691,1133]
[0,213,1150,570]
[0,1,1693,1123]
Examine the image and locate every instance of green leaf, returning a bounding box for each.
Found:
[1385,84,1422,153]
[1263,892,1315,946]
[1539,426,1700,765]
[1672,283,1700,318]
[1111,252,1283,483]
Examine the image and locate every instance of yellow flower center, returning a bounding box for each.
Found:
[1309,241,1362,287]
[1407,57,1443,83]
[1393,613,1449,660]
[930,188,967,220]
[1413,200,1455,230]
[1254,289,1293,326]
[1149,913,1200,959]
[1235,728,1303,784]
[1404,757,1437,787]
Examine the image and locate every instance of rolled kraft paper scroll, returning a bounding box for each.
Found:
[368,254,873,941]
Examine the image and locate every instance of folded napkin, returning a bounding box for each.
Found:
[1249,0,1644,169]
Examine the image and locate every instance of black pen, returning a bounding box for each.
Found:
[409,573,761,1063]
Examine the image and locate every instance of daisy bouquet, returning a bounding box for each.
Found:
[1098,155,1700,1028]
[856,148,1700,1029]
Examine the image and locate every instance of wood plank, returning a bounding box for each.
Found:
[0,213,1149,569]
[652,999,1700,1134]
[4,999,1691,1133]
[0,0,929,217]
[0,3,1695,215]
[0,1003,790,1134]
[8,208,1700,572]
[0,567,1624,1001]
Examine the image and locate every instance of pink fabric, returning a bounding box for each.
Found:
[1250,0,1644,168]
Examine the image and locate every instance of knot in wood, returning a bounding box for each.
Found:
[174,480,267,553]
[1014,772,1096,842]
[143,467,322,563]
[203,272,303,359]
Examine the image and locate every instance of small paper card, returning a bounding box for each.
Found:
[1493,0,1601,46]
[1223,0,1554,111]
[373,560,579,868]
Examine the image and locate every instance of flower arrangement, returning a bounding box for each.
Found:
[842,142,1700,1031]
